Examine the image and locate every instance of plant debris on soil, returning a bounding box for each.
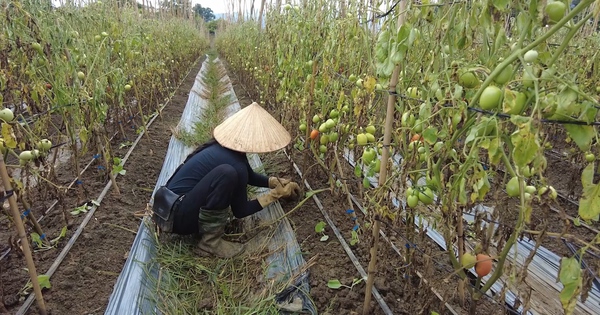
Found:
[0,56,206,315]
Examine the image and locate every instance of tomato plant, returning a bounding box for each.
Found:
[215,0,600,314]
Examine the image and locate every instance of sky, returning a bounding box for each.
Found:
[193,0,229,14]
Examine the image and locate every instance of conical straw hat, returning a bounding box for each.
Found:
[213,102,291,153]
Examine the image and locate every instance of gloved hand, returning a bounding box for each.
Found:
[268,177,291,189]
[257,181,302,208]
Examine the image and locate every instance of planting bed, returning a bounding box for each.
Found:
[0,57,205,314]
[226,65,504,315]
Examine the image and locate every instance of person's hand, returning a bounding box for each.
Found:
[257,181,302,207]
[269,177,291,189]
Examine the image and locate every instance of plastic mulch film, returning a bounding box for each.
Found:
[105,56,316,315]
[343,149,600,315]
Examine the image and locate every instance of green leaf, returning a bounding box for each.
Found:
[579,164,600,221]
[560,282,581,314]
[559,257,581,286]
[466,116,497,144]
[327,279,342,289]
[354,164,362,177]
[564,124,595,152]
[422,127,438,145]
[315,221,326,233]
[37,275,51,289]
[30,233,42,247]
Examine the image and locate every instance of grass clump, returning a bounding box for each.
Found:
[151,238,282,315]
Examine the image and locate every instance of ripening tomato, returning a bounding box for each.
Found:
[475,254,493,277]
[310,129,319,140]
[410,134,422,143]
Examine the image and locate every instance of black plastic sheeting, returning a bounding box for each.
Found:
[105,56,316,315]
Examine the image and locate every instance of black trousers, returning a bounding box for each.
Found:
[172,164,238,235]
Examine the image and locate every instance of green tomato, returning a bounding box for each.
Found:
[77,71,85,80]
[459,72,479,88]
[357,133,368,146]
[407,194,419,208]
[418,187,434,205]
[373,159,381,172]
[413,119,423,133]
[545,1,566,23]
[319,145,327,153]
[493,64,513,85]
[312,114,321,123]
[329,132,339,142]
[0,108,14,122]
[525,185,537,194]
[362,148,376,164]
[461,253,477,269]
[19,150,34,161]
[366,133,375,143]
[299,123,307,132]
[479,86,502,110]
[320,134,330,145]
[365,125,376,135]
[330,109,339,119]
[433,142,444,152]
[585,153,595,162]
[37,139,52,152]
[524,50,538,63]
[325,119,336,129]
[506,176,521,197]
[319,123,328,133]
[406,187,414,197]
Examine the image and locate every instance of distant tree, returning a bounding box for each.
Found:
[193,4,215,22]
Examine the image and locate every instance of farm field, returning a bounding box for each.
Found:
[1,1,600,315]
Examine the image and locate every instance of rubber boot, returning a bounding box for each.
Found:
[196,226,245,258]
[196,208,245,258]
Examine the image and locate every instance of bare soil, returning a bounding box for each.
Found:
[225,62,504,315]
[0,57,205,315]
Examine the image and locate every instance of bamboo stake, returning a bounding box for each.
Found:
[362,1,406,314]
[0,153,47,315]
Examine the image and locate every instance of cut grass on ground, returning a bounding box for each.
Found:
[150,53,284,314]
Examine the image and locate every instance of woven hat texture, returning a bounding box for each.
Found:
[214,102,291,153]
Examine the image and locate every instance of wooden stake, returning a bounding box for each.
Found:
[362,1,406,314]
[0,152,47,315]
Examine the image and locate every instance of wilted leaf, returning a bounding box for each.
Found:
[579,164,600,221]
[564,125,594,152]
[1,124,17,149]
[510,117,540,168]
